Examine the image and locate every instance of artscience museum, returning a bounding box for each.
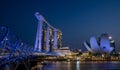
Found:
[84,33,115,54]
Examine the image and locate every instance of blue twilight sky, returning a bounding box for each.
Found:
[0,0,120,51]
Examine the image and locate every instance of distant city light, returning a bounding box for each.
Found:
[109,36,112,39]
[110,40,114,43]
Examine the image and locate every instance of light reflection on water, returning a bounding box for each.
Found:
[76,61,80,70]
[32,61,120,70]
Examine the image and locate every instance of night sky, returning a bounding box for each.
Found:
[0,0,120,51]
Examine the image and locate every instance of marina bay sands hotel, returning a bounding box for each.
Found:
[34,12,62,52]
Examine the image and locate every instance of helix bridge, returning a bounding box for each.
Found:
[0,26,35,69]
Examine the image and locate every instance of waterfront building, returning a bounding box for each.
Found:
[53,47,71,56]
[84,33,115,54]
[34,12,62,52]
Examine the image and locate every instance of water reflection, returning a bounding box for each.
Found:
[76,61,80,70]
[32,61,120,70]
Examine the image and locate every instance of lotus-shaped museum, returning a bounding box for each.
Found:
[84,33,115,54]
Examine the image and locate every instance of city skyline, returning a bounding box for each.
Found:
[0,0,120,51]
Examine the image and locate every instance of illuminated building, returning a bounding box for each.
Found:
[34,12,62,52]
[84,33,115,54]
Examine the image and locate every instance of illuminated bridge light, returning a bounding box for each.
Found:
[0,26,34,67]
